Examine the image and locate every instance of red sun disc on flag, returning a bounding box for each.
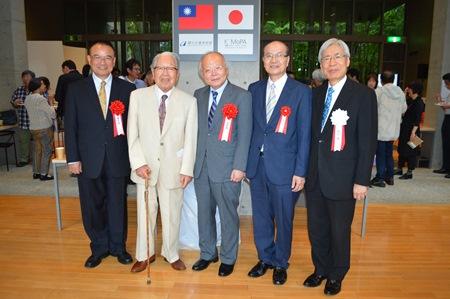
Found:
[228,10,243,25]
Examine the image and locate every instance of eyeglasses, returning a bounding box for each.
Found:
[91,55,114,62]
[203,65,225,75]
[132,67,141,71]
[320,54,348,64]
[154,66,178,72]
[263,53,288,61]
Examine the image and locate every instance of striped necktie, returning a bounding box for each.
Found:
[321,86,334,131]
[208,90,218,129]
[159,94,168,133]
[266,83,276,122]
[98,80,107,118]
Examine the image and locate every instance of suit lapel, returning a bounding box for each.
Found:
[198,87,210,130]
[212,83,234,129]
[322,79,353,135]
[161,87,177,137]
[255,81,267,130]
[267,78,294,128]
[87,77,105,121]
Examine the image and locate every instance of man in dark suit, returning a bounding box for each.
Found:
[303,38,377,296]
[246,41,312,285]
[65,41,135,268]
[55,60,82,120]
[192,52,252,277]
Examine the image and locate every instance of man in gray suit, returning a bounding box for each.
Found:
[192,51,252,276]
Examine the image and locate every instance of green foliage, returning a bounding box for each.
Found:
[263,20,290,34]
[350,43,380,83]
[384,3,405,35]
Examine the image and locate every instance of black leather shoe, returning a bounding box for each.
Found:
[272,267,287,285]
[192,256,219,271]
[218,263,234,277]
[393,169,403,175]
[370,177,385,187]
[445,174,450,179]
[39,174,54,181]
[399,173,413,180]
[384,177,394,185]
[117,251,133,264]
[84,252,109,268]
[303,273,327,287]
[433,168,448,174]
[33,173,40,179]
[324,279,342,296]
[248,261,273,277]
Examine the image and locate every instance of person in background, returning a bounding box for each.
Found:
[54,60,82,120]
[370,70,407,187]
[347,68,360,83]
[433,73,450,178]
[24,77,56,181]
[142,69,155,86]
[395,81,426,180]
[119,58,146,89]
[82,64,91,78]
[10,70,35,167]
[311,69,326,88]
[112,67,121,78]
[366,72,378,90]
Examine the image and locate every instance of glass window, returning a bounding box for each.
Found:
[292,41,320,81]
[354,0,382,35]
[144,0,172,33]
[262,0,291,34]
[86,0,116,34]
[118,0,144,34]
[349,43,380,83]
[383,1,405,36]
[63,0,86,35]
[293,0,322,34]
[324,0,352,35]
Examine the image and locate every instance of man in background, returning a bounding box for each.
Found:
[433,73,450,178]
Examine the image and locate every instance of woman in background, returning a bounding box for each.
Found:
[366,72,378,90]
[24,77,56,181]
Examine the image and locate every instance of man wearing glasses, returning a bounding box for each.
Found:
[303,38,377,295]
[127,52,198,272]
[65,41,135,268]
[119,58,146,89]
[246,41,312,285]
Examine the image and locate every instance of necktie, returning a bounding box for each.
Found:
[321,86,334,131]
[208,91,218,129]
[159,94,168,133]
[98,80,107,118]
[266,83,276,122]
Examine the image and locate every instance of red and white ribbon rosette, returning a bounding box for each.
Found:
[330,109,349,151]
[275,106,291,134]
[109,100,125,137]
[219,103,239,142]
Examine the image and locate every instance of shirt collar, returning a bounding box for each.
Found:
[92,73,112,86]
[155,85,174,100]
[328,75,347,91]
[268,73,288,89]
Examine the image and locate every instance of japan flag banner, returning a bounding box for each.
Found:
[218,5,254,30]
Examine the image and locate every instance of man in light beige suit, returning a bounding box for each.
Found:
[127,52,198,272]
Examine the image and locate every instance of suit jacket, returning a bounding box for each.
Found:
[55,70,83,117]
[127,85,198,189]
[65,75,135,179]
[193,82,252,182]
[305,78,378,200]
[246,77,312,185]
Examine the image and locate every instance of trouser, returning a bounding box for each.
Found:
[16,127,31,163]
[375,140,394,179]
[135,181,183,263]
[398,154,417,171]
[441,115,450,171]
[31,127,54,175]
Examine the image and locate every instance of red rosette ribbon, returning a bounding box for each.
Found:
[219,103,239,142]
[109,100,125,137]
[275,105,291,134]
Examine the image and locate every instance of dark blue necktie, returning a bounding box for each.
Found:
[208,90,218,128]
[321,86,334,131]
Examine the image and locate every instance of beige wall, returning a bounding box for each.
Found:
[27,41,86,96]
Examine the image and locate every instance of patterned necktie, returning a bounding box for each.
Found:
[159,94,168,133]
[98,80,107,118]
[208,91,218,129]
[321,86,335,131]
[266,83,276,122]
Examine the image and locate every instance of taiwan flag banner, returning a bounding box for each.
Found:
[178,4,214,30]
[218,5,253,30]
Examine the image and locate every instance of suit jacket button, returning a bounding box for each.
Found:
[160,142,164,146]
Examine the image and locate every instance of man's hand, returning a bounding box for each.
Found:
[68,161,82,174]
[13,99,23,107]
[291,176,305,192]
[180,175,192,189]
[136,165,151,179]
[353,184,368,201]
[230,170,245,182]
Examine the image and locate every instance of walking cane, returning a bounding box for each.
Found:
[144,176,151,285]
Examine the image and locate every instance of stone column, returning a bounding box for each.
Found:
[427,0,450,168]
[0,0,28,111]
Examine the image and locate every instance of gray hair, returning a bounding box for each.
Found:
[311,69,325,82]
[317,38,351,63]
[151,52,180,70]
[198,51,229,78]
